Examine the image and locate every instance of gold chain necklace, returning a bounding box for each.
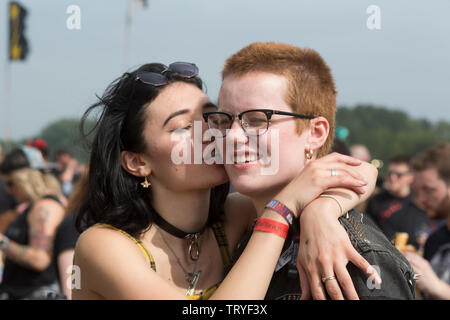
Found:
[159,230,202,296]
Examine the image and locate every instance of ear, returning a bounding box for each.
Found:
[121,151,151,178]
[305,116,329,153]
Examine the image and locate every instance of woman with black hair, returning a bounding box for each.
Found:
[72,62,377,299]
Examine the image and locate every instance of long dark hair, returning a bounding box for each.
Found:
[76,63,229,238]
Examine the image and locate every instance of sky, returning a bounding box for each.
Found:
[1,0,449,140]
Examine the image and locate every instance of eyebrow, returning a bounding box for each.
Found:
[163,102,217,127]
[163,109,190,127]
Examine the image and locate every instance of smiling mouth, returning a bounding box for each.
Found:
[233,154,260,164]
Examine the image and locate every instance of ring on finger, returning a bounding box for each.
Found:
[331,169,338,177]
[321,274,337,283]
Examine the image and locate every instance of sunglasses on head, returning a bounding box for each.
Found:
[135,62,199,87]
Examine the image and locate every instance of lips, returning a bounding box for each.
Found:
[234,153,259,164]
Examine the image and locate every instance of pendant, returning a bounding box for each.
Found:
[185,270,202,296]
[186,233,201,261]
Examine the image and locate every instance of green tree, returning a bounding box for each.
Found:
[336,104,448,170]
[1,118,95,163]
[39,118,94,163]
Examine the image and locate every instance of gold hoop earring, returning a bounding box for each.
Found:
[305,149,314,160]
[140,176,151,188]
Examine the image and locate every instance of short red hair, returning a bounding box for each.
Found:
[222,42,337,157]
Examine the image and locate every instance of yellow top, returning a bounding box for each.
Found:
[97,222,231,300]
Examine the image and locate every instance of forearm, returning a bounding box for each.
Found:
[61,167,75,183]
[211,210,286,300]
[2,240,51,271]
[427,279,450,300]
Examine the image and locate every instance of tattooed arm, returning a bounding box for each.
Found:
[0,198,65,271]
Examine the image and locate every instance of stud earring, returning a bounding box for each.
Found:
[140,176,151,188]
[305,149,314,160]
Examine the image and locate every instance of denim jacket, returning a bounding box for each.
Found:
[228,209,417,300]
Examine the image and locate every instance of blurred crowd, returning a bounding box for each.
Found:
[0,138,449,300]
[0,139,85,299]
[334,140,450,299]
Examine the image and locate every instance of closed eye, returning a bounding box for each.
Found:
[170,123,193,133]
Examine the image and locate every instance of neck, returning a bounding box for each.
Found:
[391,187,410,198]
[151,184,211,235]
[252,190,280,217]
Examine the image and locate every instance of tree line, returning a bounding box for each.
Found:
[336,105,450,166]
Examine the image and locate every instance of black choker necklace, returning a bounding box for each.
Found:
[152,208,207,261]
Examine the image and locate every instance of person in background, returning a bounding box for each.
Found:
[0,144,16,219]
[330,138,351,156]
[350,144,372,163]
[0,144,16,283]
[0,146,66,299]
[54,149,84,197]
[366,155,439,251]
[27,139,50,165]
[349,144,374,212]
[402,143,450,299]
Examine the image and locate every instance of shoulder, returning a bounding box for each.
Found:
[75,224,150,269]
[28,197,65,222]
[73,225,166,299]
[223,192,257,251]
[32,196,65,213]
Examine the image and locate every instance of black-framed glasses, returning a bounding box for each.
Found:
[202,109,316,136]
[135,62,199,87]
[387,170,410,178]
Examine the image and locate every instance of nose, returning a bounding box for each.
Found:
[226,117,248,144]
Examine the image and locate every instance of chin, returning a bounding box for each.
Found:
[203,164,229,187]
[426,208,446,221]
[227,174,282,199]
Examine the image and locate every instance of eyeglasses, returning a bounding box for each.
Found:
[202,109,316,136]
[135,62,199,87]
[387,170,410,178]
